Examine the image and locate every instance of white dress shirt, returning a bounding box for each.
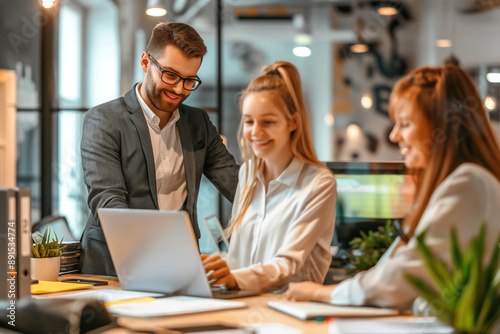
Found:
[135,85,187,211]
[330,163,500,310]
[227,158,337,291]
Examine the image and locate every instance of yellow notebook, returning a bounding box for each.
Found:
[31,281,94,294]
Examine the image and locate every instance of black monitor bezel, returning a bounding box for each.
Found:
[324,161,409,176]
[323,161,411,248]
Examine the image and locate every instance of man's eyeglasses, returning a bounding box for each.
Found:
[148,54,202,91]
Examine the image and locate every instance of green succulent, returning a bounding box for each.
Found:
[31,228,67,258]
[405,223,500,334]
[347,220,396,274]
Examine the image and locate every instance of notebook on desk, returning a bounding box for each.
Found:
[97,208,261,299]
[268,301,400,320]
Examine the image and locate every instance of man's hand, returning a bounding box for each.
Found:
[284,281,335,303]
[201,254,238,289]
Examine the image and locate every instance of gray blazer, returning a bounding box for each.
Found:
[80,85,239,275]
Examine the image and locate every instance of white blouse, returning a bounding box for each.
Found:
[227,158,337,291]
[330,163,500,309]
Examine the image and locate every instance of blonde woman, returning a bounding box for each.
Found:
[202,61,337,291]
[285,64,500,309]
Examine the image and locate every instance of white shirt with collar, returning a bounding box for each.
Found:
[227,158,337,291]
[135,84,187,211]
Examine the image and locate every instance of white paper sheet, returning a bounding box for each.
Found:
[249,323,303,334]
[54,288,164,303]
[106,296,247,317]
[329,318,455,334]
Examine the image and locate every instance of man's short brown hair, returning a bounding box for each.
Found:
[146,22,207,59]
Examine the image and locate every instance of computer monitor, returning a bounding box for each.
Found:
[324,161,414,249]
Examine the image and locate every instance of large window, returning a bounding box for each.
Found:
[57,3,85,237]
[55,0,119,238]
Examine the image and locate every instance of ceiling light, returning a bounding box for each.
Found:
[294,33,312,46]
[293,46,311,57]
[349,17,370,54]
[41,0,55,8]
[486,72,500,83]
[350,43,369,53]
[361,95,373,109]
[146,0,167,16]
[436,39,452,48]
[324,114,335,126]
[347,124,362,140]
[378,6,398,16]
[484,96,496,110]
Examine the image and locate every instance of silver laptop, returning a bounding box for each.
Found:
[98,208,261,299]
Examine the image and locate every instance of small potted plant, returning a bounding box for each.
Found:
[347,220,396,274]
[405,223,500,334]
[31,228,66,281]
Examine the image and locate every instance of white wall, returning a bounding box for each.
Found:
[417,0,500,67]
[416,0,500,135]
[195,6,354,161]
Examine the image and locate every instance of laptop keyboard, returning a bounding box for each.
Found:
[211,287,261,299]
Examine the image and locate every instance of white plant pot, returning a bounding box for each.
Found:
[30,257,61,281]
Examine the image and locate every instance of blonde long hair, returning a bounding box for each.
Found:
[389,64,500,243]
[225,61,327,235]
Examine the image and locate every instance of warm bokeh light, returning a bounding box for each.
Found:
[484,96,496,111]
[378,7,398,16]
[350,43,369,53]
[361,95,373,109]
[324,114,335,126]
[347,124,362,140]
[436,39,452,48]
[41,0,55,8]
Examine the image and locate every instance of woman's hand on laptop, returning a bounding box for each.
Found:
[201,254,238,289]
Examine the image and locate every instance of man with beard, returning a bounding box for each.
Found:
[80,22,239,276]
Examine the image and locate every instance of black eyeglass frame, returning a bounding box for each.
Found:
[148,54,202,91]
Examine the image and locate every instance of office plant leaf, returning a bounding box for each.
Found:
[31,228,67,258]
[347,220,396,273]
[405,223,500,334]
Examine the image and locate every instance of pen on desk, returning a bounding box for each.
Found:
[313,316,336,322]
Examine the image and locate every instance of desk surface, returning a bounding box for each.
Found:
[35,274,406,334]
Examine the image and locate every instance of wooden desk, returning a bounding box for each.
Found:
[35,274,402,334]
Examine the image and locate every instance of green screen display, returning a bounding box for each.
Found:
[335,174,414,219]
